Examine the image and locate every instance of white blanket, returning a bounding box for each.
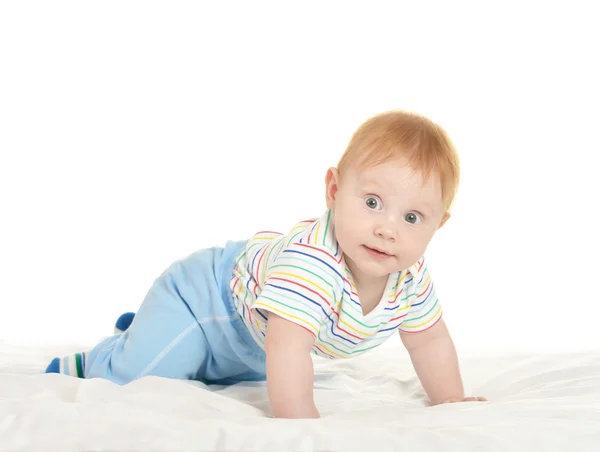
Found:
[1,341,599,451]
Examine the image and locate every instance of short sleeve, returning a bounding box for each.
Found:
[399,258,443,334]
[252,241,342,337]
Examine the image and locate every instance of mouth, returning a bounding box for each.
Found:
[363,245,393,258]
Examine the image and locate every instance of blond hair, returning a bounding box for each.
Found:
[337,110,460,212]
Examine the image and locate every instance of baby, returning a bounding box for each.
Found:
[46,110,486,418]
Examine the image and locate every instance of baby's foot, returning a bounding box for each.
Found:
[45,312,136,377]
[45,352,87,378]
[114,311,135,334]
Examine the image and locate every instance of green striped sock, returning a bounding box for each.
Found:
[59,352,87,378]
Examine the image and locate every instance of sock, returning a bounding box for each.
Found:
[114,312,135,334]
[45,352,87,378]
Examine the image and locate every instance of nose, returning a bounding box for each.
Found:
[374,217,397,241]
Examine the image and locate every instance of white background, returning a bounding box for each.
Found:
[1,2,598,354]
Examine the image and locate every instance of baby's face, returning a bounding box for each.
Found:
[326,159,448,285]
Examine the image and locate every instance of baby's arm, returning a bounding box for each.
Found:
[265,313,320,419]
[400,319,484,405]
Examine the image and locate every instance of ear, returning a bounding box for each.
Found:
[325,167,340,210]
[437,211,451,229]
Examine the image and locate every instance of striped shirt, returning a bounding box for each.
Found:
[229,209,442,359]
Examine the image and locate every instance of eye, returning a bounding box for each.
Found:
[405,212,422,224]
[365,196,382,210]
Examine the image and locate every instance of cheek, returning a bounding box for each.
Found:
[334,218,351,242]
[402,229,434,254]
[335,216,362,247]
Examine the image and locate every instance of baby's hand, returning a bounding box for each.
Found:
[437,396,488,405]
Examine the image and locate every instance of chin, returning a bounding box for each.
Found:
[358,263,394,279]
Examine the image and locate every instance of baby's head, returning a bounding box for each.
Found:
[325,110,460,285]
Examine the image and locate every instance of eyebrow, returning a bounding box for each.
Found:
[362,178,383,186]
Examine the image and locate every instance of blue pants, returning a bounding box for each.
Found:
[84,240,267,385]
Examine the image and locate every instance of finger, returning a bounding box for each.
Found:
[465,397,488,402]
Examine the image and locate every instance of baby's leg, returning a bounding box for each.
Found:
[45,241,265,385]
[46,261,214,385]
